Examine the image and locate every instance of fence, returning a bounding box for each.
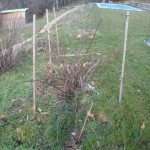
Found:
[130,1,150,10]
[0,3,150,149]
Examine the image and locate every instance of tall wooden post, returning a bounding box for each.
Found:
[46,9,52,64]
[119,11,130,103]
[53,6,60,54]
[56,0,59,10]
[33,14,36,114]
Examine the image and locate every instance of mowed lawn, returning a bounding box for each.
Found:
[0,6,150,149]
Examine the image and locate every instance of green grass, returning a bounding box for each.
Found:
[19,8,72,40]
[0,6,150,149]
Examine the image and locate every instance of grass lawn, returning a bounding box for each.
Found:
[0,5,150,149]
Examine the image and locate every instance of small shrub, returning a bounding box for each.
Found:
[0,27,25,74]
[37,51,116,101]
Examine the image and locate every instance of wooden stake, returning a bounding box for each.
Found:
[46,9,52,64]
[33,14,36,114]
[56,0,59,10]
[119,11,130,104]
[78,102,94,141]
[53,6,60,54]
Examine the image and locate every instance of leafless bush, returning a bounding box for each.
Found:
[0,26,24,74]
[37,51,116,101]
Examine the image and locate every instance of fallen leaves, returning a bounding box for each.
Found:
[71,130,82,140]
[0,114,8,119]
[38,107,42,112]
[87,110,95,120]
[88,34,94,39]
[15,127,22,134]
[97,113,109,124]
[141,122,145,130]
[11,99,17,103]
[15,127,24,141]
[0,114,9,126]
[30,116,43,123]
[29,106,34,112]
[96,141,100,147]
[40,112,49,115]
[76,34,81,39]
[29,106,49,115]
[100,114,109,123]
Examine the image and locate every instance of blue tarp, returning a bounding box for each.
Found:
[91,3,143,11]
